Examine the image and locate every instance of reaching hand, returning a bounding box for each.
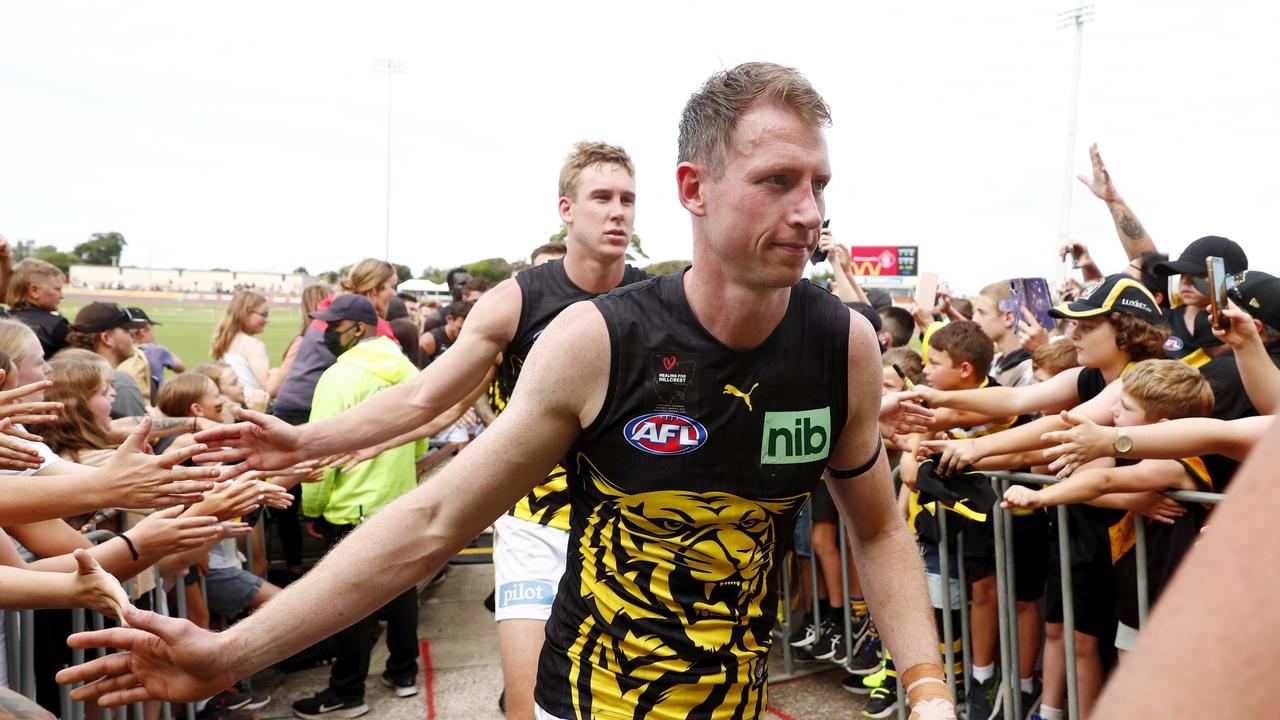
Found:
[0,373,62,425]
[1121,492,1187,525]
[879,391,934,436]
[1058,241,1095,270]
[917,437,983,476]
[0,418,44,471]
[102,419,219,509]
[71,549,132,621]
[1210,300,1261,352]
[125,506,221,558]
[1041,410,1113,477]
[58,605,238,705]
[1076,143,1121,204]
[190,477,271,521]
[1016,308,1049,353]
[192,407,305,471]
[1001,485,1043,510]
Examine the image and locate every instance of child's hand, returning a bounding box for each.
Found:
[1001,485,1042,510]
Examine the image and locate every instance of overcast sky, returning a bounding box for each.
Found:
[3,1,1278,293]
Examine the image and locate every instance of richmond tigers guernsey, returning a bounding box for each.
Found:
[488,258,651,531]
[536,271,852,720]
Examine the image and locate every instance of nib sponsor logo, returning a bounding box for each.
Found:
[761,408,831,465]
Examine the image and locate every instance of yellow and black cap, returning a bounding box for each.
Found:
[1049,274,1163,325]
[1229,270,1280,329]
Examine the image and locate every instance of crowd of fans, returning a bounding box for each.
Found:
[0,134,1275,720]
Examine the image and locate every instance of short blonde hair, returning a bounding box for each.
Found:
[0,319,39,368]
[1121,359,1215,421]
[557,141,635,201]
[979,280,1012,307]
[156,373,216,419]
[678,62,831,178]
[6,259,64,308]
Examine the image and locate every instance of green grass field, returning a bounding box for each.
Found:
[61,299,301,372]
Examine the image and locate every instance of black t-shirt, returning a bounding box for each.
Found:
[10,306,70,359]
[488,259,651,530]
[536,272,852,720]
[1161,305,1219,359]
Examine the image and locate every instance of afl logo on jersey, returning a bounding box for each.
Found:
[1164,336,1184,353]
[624,413,708,455]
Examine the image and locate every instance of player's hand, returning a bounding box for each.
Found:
[59,605,237,705]
[1076,143,1121,204]
[193,407,305,471]
[102,419,219,509]
[880,390,934,436]
[1001,485,1043,510]
[0,418,44,471]
[910,698,958,720]
[1210,300,1261,352]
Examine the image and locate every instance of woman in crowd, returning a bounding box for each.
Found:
[211,290,272,409]
[265,283,333,399]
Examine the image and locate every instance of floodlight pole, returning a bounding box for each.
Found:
[1056,6,1094,266]
[374,59,405,262]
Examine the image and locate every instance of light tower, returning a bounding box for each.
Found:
[1056,6,1094,268]
[373,58,405,261]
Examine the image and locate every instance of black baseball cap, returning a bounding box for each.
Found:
[1049,274,1164,326]
[1229,270,1280,329]
[1151,236,1248,277]
[844,301,884,334]
[126,307,161,326]
[72,302,147,334]
[309,294,378,327]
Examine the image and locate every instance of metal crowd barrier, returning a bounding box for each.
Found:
[4,514,273,720]
[773,469,1225,720]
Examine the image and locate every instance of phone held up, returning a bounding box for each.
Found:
[809,219,831,265]
[1207,255,1229,330]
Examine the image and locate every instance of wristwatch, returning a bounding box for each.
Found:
[1112,430,1133,456]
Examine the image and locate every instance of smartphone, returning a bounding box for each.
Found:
[809,219,831,265]
[914,272,939,311]
[1207,256,1228,329]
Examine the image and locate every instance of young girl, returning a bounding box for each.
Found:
[211,290,272,409]
[265,283,333,398]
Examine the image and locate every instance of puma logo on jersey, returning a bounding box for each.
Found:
[723,383,759,412]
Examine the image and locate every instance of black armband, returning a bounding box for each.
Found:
[119,533,140,561]
[825,436,884,479]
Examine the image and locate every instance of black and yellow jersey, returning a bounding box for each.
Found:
[535,271,852,720]
[488,259,650,531]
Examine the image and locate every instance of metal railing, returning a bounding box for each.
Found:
[773,469,1224,720]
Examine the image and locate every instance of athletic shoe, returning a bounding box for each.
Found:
[211,688,270,712]
[292,690,369,719]
[862,683,899,719]
[791,616,836,660]
[814,624,848,663]
[379,672,419,698]
[483,590,496,613]
[1020,678,1043,720]
[850,612,873,646]
[845,634,882,675]
[966,674,998,720]
[788,614,818,648]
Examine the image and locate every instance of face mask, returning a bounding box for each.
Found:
[324,327,355,357]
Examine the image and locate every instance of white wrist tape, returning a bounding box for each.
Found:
[910,697,957,720]
[904,677,947,695]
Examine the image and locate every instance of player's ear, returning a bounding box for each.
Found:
[677,162,707,217]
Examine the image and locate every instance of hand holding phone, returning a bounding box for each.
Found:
[809,219,831,265]
[1207,256,1229,330]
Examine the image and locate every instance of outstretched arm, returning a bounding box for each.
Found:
[827,310,953,714]
[916,366,1084,419]
[1077,143,1158,260]
[1213,302,1280,415]
[1002,459,1187,510]
[195,279,521,470]
[59,301,610,706]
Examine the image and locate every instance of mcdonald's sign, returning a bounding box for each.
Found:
[848,245,918,276]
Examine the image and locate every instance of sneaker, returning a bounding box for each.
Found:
[379,673,419,698]
[966,675,998,720]
[863,683,899,719]
[845,634,882,675]
[196,695,254,720]
[483,590,496,613]
[292,690,369,719]
[814,625,848,663]
[850,612,873,646]
[788,614,818,648]
[1020,678,1043,720]
[791,616,836,660]
[231,683,271,711]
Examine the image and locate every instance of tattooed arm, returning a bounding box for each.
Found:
[1076,143,1158,260]
[109,416,211,443]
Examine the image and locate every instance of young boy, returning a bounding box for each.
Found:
[1002,359,1217,656]
[6,258,70,358]
[128,306,185,399]
[867,320,1022,719]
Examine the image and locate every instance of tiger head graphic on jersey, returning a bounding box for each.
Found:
[575,453,804,656]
